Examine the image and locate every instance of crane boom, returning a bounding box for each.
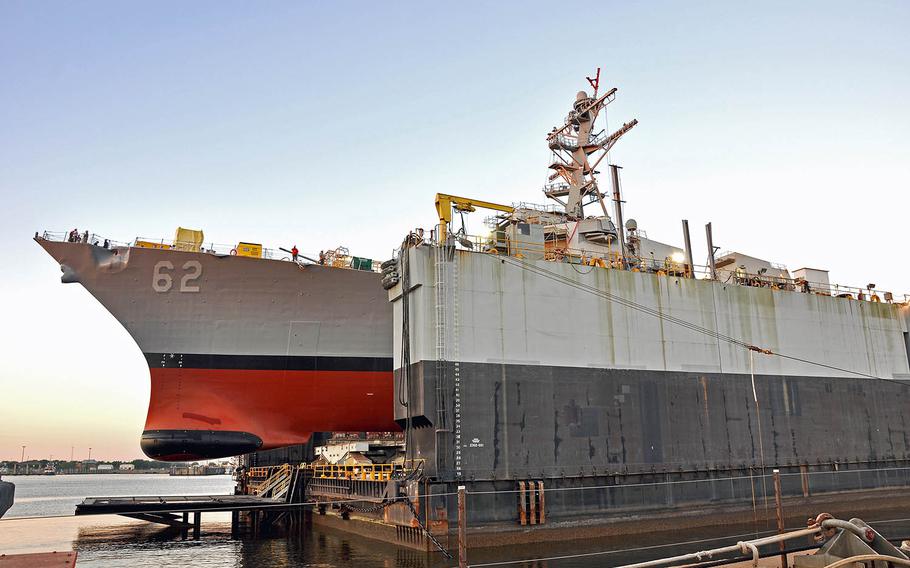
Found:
[435,193,515,244]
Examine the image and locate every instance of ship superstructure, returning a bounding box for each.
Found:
[389,74,910,529]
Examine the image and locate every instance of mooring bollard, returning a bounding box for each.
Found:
[458,485,467,568]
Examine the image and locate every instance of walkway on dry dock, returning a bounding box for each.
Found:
[75,494,287,538]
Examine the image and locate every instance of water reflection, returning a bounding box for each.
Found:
[1,512,907,567]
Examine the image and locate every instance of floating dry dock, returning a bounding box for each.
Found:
[37,71,910,554]
[239,74,910,552]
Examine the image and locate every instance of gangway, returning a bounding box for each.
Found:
[75,494,286,539]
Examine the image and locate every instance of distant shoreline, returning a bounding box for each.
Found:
[2,471,175,476]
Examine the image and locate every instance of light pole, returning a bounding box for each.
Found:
[88,447,92,461]
[18,445,25,475]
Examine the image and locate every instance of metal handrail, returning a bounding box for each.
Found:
[37,230,385,272]
[305,462,402,481]
[435,232,909,304]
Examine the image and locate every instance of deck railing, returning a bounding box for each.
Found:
[37,230,385,272]
[306,462,401,481]
[428,230,909,304]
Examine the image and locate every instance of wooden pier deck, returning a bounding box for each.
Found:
[75,494,288,539]
[75,494,280,515]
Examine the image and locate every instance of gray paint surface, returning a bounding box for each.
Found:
[37,239,393,358]
[393,246,910,380]
[391,243,910,522]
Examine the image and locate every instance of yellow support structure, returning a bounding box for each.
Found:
[305,462,400,481]
[435,193,515,245]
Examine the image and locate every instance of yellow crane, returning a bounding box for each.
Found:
[434,193,515,245]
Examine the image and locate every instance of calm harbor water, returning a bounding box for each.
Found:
[0,474,453,567]
[2,474,910,567]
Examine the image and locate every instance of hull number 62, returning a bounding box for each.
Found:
[153,260,202,293]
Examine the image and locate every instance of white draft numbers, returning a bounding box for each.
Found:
[152,260,202,293]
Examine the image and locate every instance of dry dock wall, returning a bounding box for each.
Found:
[401,362,910,480]
[394,246,910,381]
[391,246,910,525]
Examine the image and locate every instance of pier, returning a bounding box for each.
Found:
[73,463,312,539]
[75,494,287,539]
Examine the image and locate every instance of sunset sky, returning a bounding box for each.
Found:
[1,1,908,460]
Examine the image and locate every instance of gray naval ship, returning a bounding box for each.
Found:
[34,72,910,534]
[388,72,910,531]
[36,234,396,461]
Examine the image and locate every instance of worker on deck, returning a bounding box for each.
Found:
[291,245,299,262]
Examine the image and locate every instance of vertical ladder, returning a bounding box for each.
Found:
[452,248,462,480]
[434,246,451,477]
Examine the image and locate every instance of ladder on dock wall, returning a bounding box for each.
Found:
[434,246,452,478]
[433,244,464,480]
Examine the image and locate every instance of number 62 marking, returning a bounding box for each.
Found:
[153,260,202,293]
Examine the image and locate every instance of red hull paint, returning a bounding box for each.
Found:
[145,368,400,450]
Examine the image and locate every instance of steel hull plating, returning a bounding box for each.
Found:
[143,356,394,460]
[37,239,396,460]
[400,360,910,480]
[392,246,910,526]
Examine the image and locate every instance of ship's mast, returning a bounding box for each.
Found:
[544,69,638,219]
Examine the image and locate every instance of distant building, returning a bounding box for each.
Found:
[97,464,113,471]
[118,464,135,471]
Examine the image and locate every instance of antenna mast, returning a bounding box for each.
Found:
[544,69,638,219]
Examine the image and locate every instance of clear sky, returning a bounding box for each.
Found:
[2,1,908,461]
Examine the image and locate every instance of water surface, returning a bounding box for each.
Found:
[2,474,909,567]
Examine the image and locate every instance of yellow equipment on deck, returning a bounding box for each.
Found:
[135,240,173,250]
[173,227,204,253]
[435,193,515,244]
[234,242,262,258]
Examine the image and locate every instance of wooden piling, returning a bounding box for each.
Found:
[457,485,467,568]
[773,469,786,568]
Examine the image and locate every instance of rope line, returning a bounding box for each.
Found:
[462,464,910,495]
[0,492,461,522]
[497,255,891,381]
[461,522,910,568]
[462,528,780,567]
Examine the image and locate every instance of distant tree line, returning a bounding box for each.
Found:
[1,458,189,472]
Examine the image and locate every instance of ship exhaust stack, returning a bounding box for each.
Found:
[682,219,695,278]
[705,222,717,279]
[610,164,627,266]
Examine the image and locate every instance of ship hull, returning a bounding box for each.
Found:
[37,238,396,460]
[143,355,394,460]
